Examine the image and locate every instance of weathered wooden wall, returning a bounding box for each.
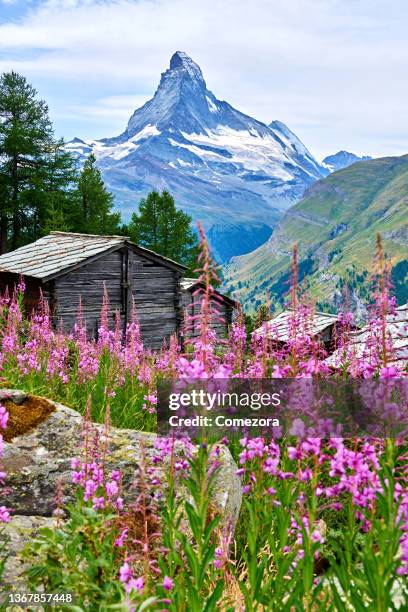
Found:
[181,288,232,339]
[52,249,124,337]
[130,248,182,349]
[52,246,182,349]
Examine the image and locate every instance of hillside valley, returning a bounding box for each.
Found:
[224,155,408,312]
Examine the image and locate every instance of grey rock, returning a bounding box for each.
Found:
[0,389,28,405]
[1,390,242,528]
[0,514,54,597]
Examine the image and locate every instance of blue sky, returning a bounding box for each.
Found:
[0,0,407,160]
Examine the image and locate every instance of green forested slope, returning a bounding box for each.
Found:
[224,155,408,311]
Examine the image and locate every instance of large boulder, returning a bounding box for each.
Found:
[0,389,242,596]
[0,389,242,524]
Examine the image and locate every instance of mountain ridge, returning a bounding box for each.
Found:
[322,150,372,172]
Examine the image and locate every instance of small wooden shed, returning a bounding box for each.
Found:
[326,303,408,369]
[180,277,236,339]
[0,232,186,349]
[254,308,341,352]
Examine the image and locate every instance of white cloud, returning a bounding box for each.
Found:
[59,94,150,122]
[0,0,407,157]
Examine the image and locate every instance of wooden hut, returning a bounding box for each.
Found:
[326,303,408,370]
[254,308,341,353]
[180,278,236,339]
[0,232,186,349]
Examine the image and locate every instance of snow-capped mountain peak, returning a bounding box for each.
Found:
[66,52,328,261]
[124,50,217,137]
[169,50,205,82]
[322,150,372,172]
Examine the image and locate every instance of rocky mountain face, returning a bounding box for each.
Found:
[66,51,327,261]
[224,155,408,311]
[322,150,372,173]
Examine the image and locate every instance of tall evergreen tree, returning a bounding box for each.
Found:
[0,71,77,253]
[127,190,198,269]
[43,143,81,235]
[77,154,121,235]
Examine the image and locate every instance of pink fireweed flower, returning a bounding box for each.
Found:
[115,497,124,511]
[177,356,207,380]
[263,456,280,474]
[119,562,133,583]
[46,333,69,382]
[0,405,8,430]
[123,319,143,373]
[288,446,302,461]
[119,562,144,593]
[111,470,121,482]
[138,363,153,384]
[162,576,174,591]
[16,275,26,294]
[0,405,11,522]
[144,393,157,405]
[114,528,128,547]
[1,298,23,356]
[71,457,81,470]
[72,470,84,485]
[92,496,105,510]
[97,287,115,352]
[142,392,158,414]
[380,365,399,379]
[106,480,119,497]
[127,577,144,593]
[84,480,98,501]
[0,506,11,523]
[311,529,325,544]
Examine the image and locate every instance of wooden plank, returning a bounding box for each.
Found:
[125,247,133,329]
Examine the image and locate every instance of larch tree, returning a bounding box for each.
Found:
[77,154,121,235]
[127,190,198,270]
[0,71,77,253]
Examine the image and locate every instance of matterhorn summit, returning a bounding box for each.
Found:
[67,52,327,260]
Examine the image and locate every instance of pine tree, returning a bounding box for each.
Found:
[38,141,80,238]
[77,154,121,235]
[0,71,78,252]
[127,190,198,269]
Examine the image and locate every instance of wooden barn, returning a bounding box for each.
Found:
[0,231,186,349]
[180,278,236,339]
[254,308,342,353]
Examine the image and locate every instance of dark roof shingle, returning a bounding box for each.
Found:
[0,232,186,280]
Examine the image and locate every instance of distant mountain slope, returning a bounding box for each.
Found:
[224,155,408,311]
[322,150,372,172]
[66,51,327,261]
